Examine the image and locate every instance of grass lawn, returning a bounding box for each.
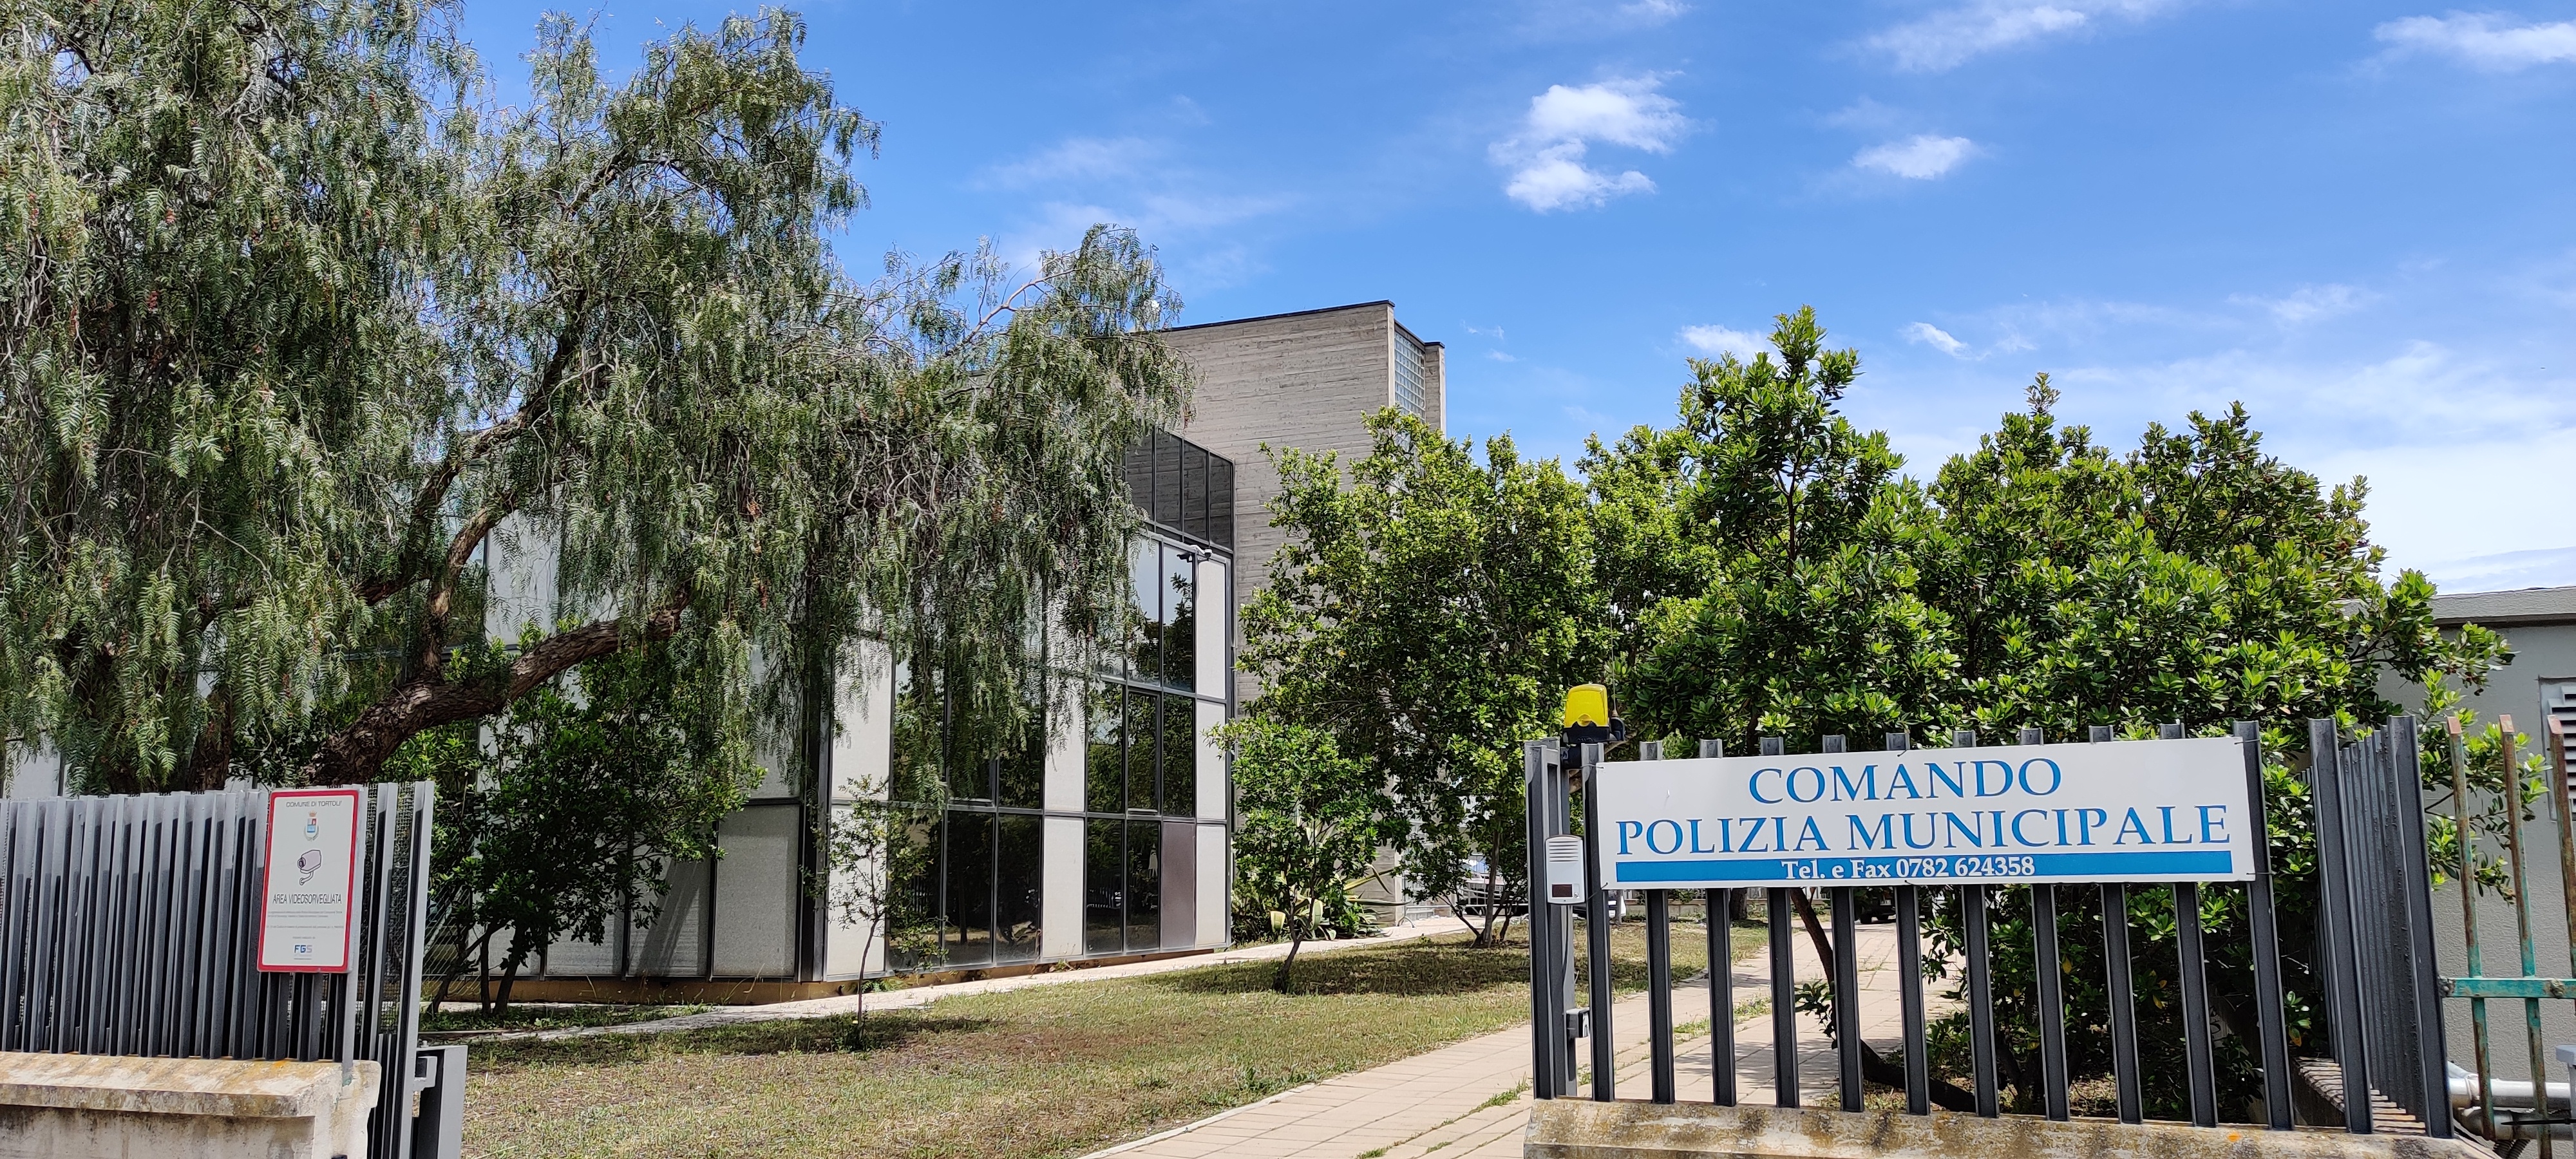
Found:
[464,921,1765,1159]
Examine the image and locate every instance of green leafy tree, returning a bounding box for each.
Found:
[1604,310,2512,1117]
[1220,719,1393,991]
[398,637,760,1014]
[1242,411,1605,947]
[1,2,1186,793]
[1616,306,1955,749]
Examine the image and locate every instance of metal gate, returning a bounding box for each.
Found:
[1526,719,2449,1135]
[0,783,444,1159]
[2439,713,2576,1154]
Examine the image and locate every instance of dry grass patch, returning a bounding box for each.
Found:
[464,922,1761,1159]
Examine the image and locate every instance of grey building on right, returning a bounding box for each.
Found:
[2390,585,2576,1079]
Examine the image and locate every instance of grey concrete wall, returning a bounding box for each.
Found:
[2382,588,2576,1080]
[1163,301,1445,706]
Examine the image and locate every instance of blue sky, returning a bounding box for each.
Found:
[459,1,2576,592]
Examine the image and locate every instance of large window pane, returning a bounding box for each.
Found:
[996,815,1042,964]
[996,676,1045,809]
[884,810,942,972]
[1162,548,1194,691]
[943,811,994,967]
[1185,445,1209,542]
[1128,540,1161,679]
[1208,458,1234,550]
[1085,684,1122,814]
[1084,819,1124,954]
[1125,820,1162,950]
[1125,688,1156,813]
[889,661,942,804]
[1162,697,1195,817]
[1154,431,1184,527]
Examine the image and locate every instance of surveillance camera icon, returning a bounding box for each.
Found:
[296,849,323,885]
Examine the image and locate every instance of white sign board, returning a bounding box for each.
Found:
[259,788,363,972]
[1593,738,2255,888]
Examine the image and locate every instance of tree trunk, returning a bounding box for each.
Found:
[495,952,524,1018]
[1475,862,1502,948]
[1786,889,1978,1112]
[1274,930,1306,993]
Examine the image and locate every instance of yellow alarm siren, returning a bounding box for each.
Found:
[1562,684,1611,730]
[1560,683,1624,749]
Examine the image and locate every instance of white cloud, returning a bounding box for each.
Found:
[1492,77,1687,212]
[987,135,1292,291]
[1621,0,1691,20]
[2230,283,2374,325]
[1865,1,2182,73]
[983,137,1160,187]
[1853,135,1980,180]
[2375,13,2576,71]
[1680,325,1768,360]
[1903,322,1969,355]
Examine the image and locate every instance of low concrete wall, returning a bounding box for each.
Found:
[1525,1100,2492,1159]
[0,1052,380,1158]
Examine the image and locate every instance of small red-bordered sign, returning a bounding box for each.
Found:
[258,789,363,972]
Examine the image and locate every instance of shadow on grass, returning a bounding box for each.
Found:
[421,1003,708,1035]
[1141,938,1534,998]
[468,1012,992,1072]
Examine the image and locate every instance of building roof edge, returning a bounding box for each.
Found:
[1164,301,1397,334]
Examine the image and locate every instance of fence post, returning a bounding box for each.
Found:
[2235,720,2295,1131]
[2310,717,2373,1134]
[1582,741,1614,1101]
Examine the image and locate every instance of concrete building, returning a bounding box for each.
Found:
[1164,301,1445,706]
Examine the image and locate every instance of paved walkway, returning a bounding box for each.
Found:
[499,921,1452,1042]
[1084,921,1940,1159]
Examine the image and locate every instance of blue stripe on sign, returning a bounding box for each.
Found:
[1613,849,2235,884]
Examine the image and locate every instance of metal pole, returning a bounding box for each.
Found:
[2450,717,2497,1138]
[1701,738,1734,1107]
[2501,719,2548,1159]
[2310,717,2372,1134]
[1955,728,1999,1118]
[1582,741,1614,1101]
[1888,731,1927,1117]
[1526,739,1557,1100]
[2387,716,2450,1138]
[2237,720,2295,1131]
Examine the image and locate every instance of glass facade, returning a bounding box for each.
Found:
[516,427,1240,985]
[884,429,1233,974]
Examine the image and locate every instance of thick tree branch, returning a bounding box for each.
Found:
[305,593,688,784]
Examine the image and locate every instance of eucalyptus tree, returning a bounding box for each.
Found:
[1241,411,1606,947]
[0,2,1188,791]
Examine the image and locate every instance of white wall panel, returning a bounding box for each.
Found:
[1197,824,1227,948]
[1041,816,1083,959]
[629,858,708,977]
[829,641,894,804]
[1045,679,1086,814]
[1195,699,1227,822]
[710,806,798,977]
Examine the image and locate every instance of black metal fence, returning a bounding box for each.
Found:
[1526,719,2447,1136]
[0,783,443,1159]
